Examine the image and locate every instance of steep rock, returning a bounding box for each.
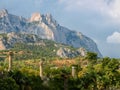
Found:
[28,13,102,57]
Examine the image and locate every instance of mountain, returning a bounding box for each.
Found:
[0,9,102,57]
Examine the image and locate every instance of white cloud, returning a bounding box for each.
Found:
[107,32,120,43]
[59,0,106,11]
[58,0,120,21]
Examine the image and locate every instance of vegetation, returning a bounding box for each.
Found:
[0,51,120,90]
[0,39,77,61]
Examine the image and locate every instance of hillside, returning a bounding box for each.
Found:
[0,32,87,60]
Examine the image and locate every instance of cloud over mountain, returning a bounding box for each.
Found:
[107,32,120,44]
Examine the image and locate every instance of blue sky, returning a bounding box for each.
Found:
[0,0,120,58]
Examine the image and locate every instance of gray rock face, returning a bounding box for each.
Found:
[57,47,76,58]
[0,32,38,49]
[0,9,102,57]
[0,9,8,18]
[56,47,87,58]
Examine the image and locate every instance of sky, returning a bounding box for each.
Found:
[0,0,120,58]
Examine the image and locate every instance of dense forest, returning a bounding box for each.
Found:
[0,51,120,90]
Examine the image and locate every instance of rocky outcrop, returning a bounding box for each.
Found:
[57,47,76,58]
[0,32,39,49]
[0,9,102,57]
[77,47,87,56]
[0,37,6,50]
[56,47,87,58]
[30,13,42,22]
[0,9,8,18]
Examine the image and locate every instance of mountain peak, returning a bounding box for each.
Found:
[29,12,58,27]
[30,12,42,22]
[45,13,58,27]
[0,9,8,18]
[46,13,52,19]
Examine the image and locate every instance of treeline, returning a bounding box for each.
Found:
[10,41,58,60]
[0,70,46,90]
[0,52,120,90]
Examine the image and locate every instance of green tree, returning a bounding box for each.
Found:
[28,75,45,90]
[8,70,26,90]
[0,77,19,90]
[86,52,97,64]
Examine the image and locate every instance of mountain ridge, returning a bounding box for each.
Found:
[0,9,102,57]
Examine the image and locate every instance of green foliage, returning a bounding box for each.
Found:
[77,57,120,90]
[0,53,120,90]
[26,75,45,90]
[0,77,19,90]
[0,70,46,90]
[48,76,64,90]
[10,41,59,60]
[86,52,97,60]
[102,57,111,67]
[0,57,5,61]
[0,33,7,40]
[85,52,98,64]
[0,37,78,61]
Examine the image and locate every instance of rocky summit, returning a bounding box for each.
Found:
[0,9,102,57]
